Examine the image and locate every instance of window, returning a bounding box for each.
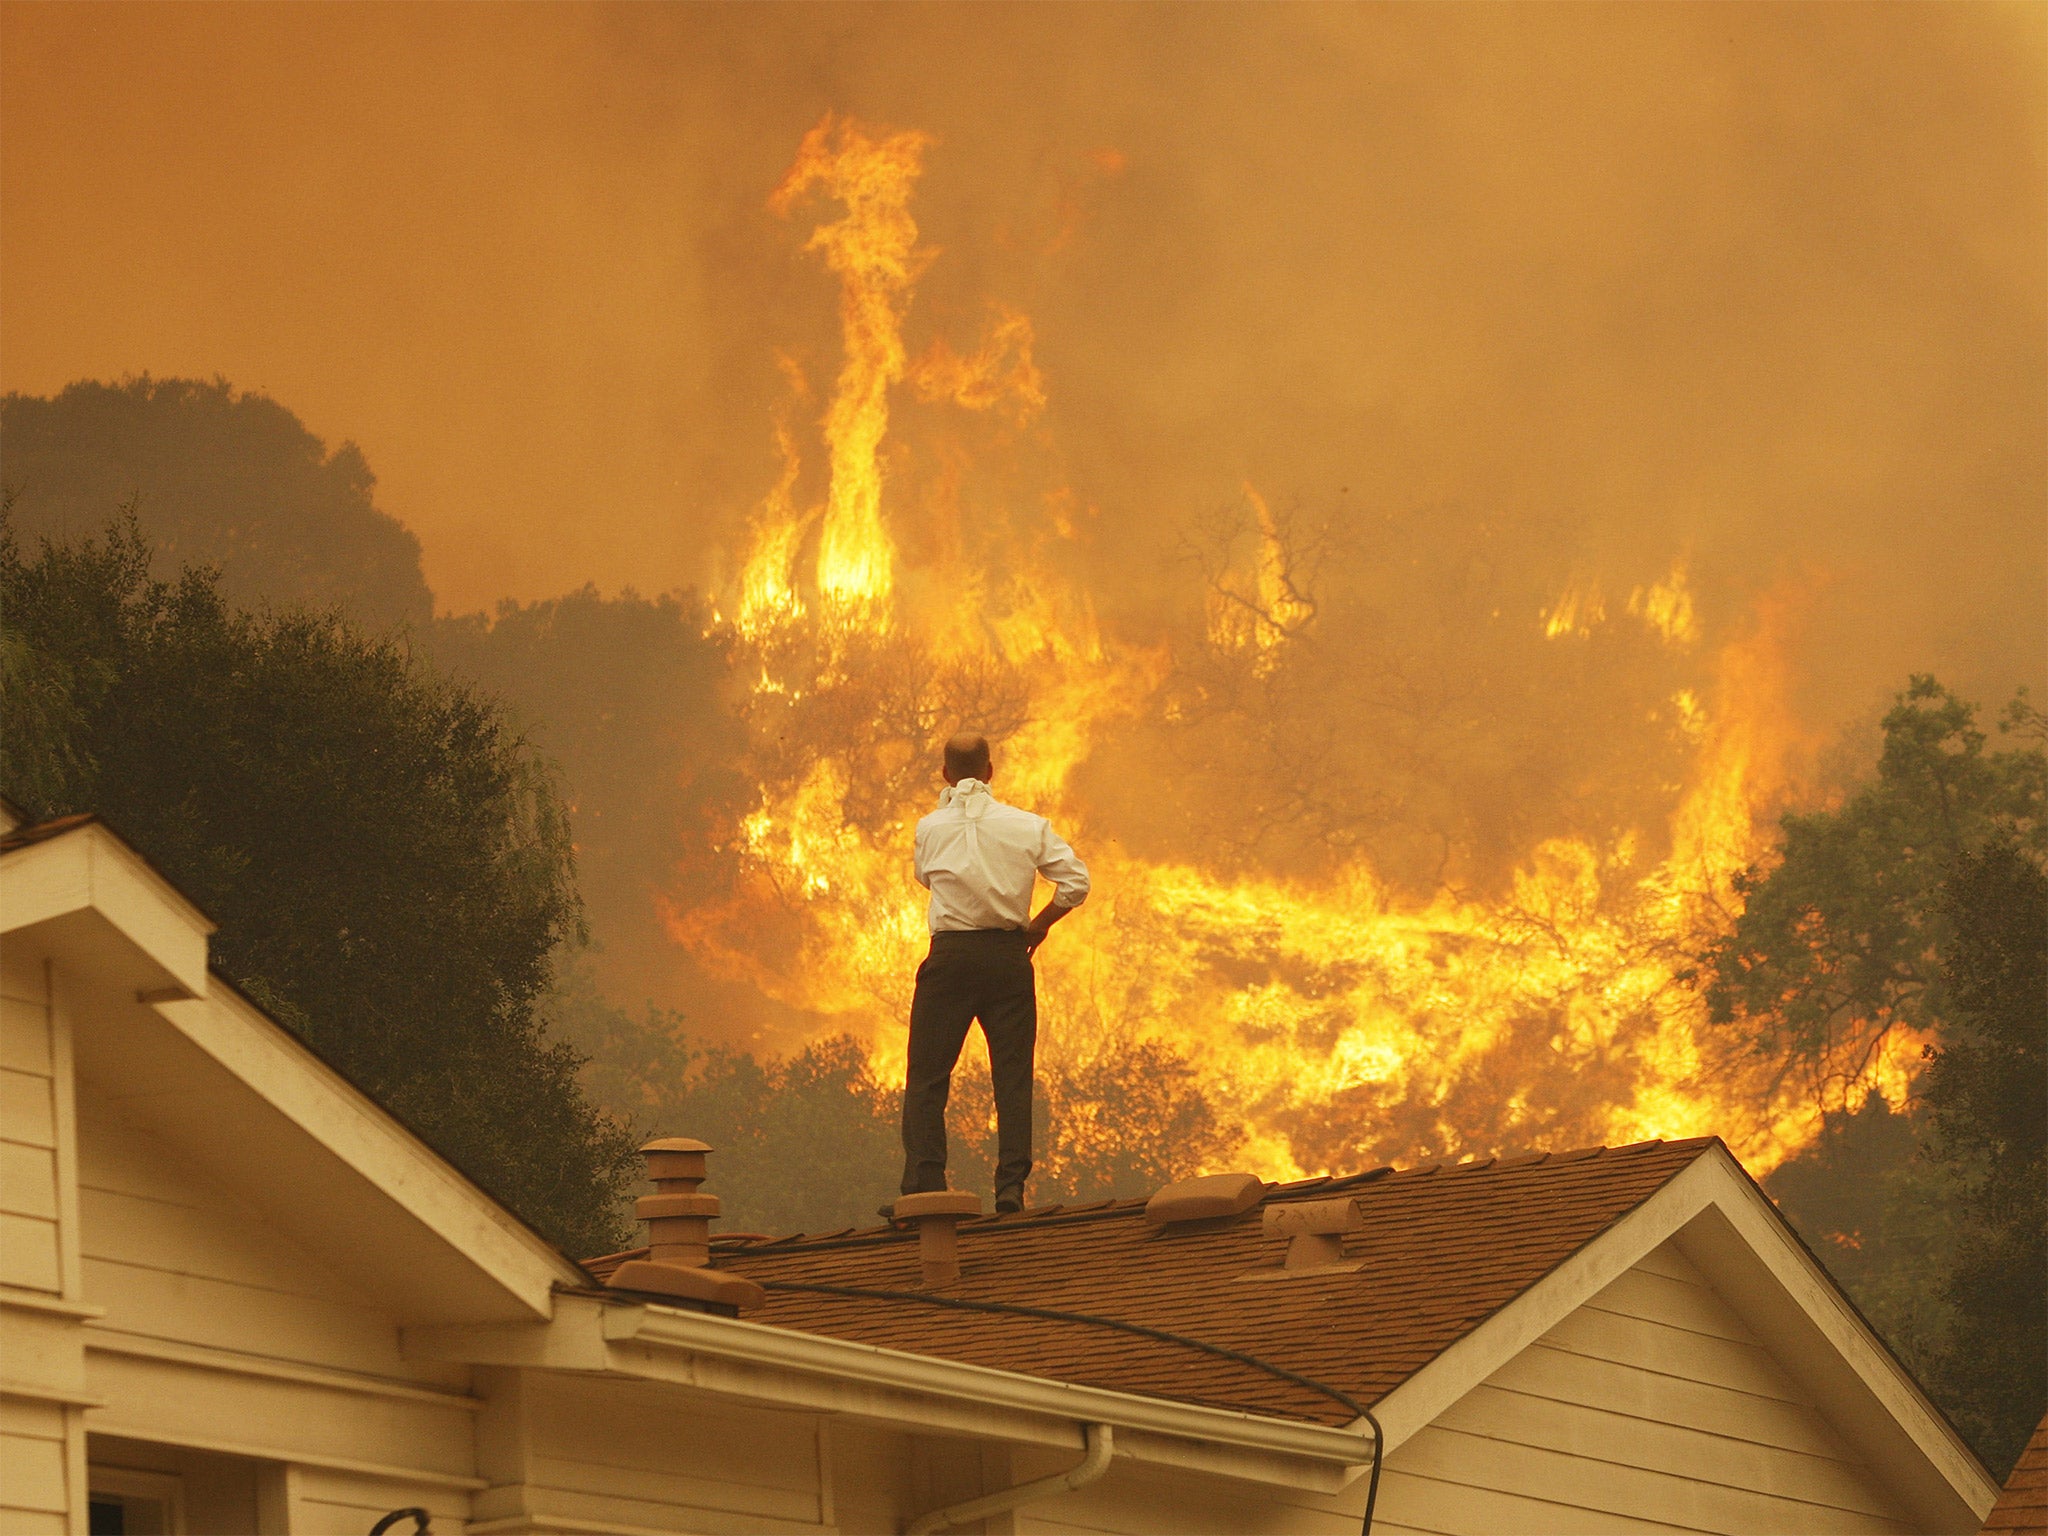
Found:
[86,1466,183,1536]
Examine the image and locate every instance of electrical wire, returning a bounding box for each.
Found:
[756,1277,1383,1535]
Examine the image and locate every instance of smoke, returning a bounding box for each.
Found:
[4,4,2038,706]
[4,4,2041,1067]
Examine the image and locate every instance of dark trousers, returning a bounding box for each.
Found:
[901,929,1037,1197]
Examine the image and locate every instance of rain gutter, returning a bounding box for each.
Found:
[601,1299,1375,1473]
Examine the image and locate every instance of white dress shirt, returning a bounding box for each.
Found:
[913,779,1091,933]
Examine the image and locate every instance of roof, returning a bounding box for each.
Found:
[585,1137,1718,1427]
[1983,1412,2048,1535]
[0,809,98,852]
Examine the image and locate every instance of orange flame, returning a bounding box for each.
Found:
[677,117,1897,1184]
[768,114,935,618]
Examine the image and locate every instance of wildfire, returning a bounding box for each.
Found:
[767,115,934,617]
[674,116,1908,1186]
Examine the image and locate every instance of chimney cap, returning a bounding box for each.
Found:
[640,1136,712,1154]
[894,1190,983,1220]
[1146,1171,1266,1225]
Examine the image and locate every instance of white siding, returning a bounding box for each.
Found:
[1012,1450,1364,1536]
[0,1395,73,1535]
[1,981,62,1294]
[477,1369,832,1534]
[76,1092,468,1388]
[829,1419,917,1536]
[74,1087,484,1520]
[3,946,88,1536]
[1374,1241,1917,1535]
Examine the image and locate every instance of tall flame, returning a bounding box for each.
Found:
[679,117,1903,1185]
[768,115,934,617]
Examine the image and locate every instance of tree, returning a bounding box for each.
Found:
[1706,677,2047,1475]
[550,963,900,1237]
[425,585,744,1012]
[1921,839,2047,1476]
[0,516,636,1255]
[1706,676,2044,1094]
[2,377,433,630]
[1122,495,1709,897]
[1762,1097,1958,1384]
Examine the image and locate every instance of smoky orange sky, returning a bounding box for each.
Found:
[3,1,2042,728]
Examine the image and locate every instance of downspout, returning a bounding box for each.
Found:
[904,1422,1115,1536]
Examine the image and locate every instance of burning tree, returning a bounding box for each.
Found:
[661,113,1917,1190]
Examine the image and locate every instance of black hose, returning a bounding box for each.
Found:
[756,1278,1383,1534]
[366,1510,429,1536]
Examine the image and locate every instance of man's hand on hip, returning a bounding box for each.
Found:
[1024,899,1075,955]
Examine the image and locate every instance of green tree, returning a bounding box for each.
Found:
[1708,677,2046,1474]
[551,965,899,1237]
[0,516,636,1255]
[1762,1098,1957,1382]
[2,377,433,630]
[1706,676,2043,1092]
[1921,839,2047,1476]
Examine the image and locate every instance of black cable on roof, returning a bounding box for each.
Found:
[756,1277,1384,1535]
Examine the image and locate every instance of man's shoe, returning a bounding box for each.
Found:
[994,1188,1025,1215]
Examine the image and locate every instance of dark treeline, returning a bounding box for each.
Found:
[1712,679,2046,1474]
[0,512,638,1256]
[3,376,2041,1473]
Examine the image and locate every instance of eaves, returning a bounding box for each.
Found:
[404,1291,1376,1493]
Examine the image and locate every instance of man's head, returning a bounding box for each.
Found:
[943,732,993,786]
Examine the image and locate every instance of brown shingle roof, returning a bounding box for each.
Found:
[585,1137,1718,1426]
[1982,1412,2048,1535]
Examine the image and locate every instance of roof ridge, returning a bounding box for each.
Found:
[630,1138,1724,1257]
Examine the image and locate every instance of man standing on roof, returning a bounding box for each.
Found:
[898,731,1090,1215]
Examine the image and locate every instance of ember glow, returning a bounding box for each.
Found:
[672,115,1924,1182]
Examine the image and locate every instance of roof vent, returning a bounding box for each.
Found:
[893,1190,983,1285]
[1260,1196,1365,1275]
[1144,1171,1266,1226]
[608,1138,765,1311]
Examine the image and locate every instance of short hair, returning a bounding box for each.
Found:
[943,732,992,780]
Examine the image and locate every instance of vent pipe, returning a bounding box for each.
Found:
[1263,1196,1364,1272]
[892,1190,983,1284]
[637,1136,718,1267]
[608,1138,765,1311]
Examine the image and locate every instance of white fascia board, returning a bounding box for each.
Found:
[407,1293,1374,1490]
[1371,1146,1998,1531]
[1,824,212,997]
[151,982,587,1317]
[1672,1163,1999,1532]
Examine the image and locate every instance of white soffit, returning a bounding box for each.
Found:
[2,822,212,1000]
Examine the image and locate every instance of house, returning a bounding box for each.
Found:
[0,806,2001,1534]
